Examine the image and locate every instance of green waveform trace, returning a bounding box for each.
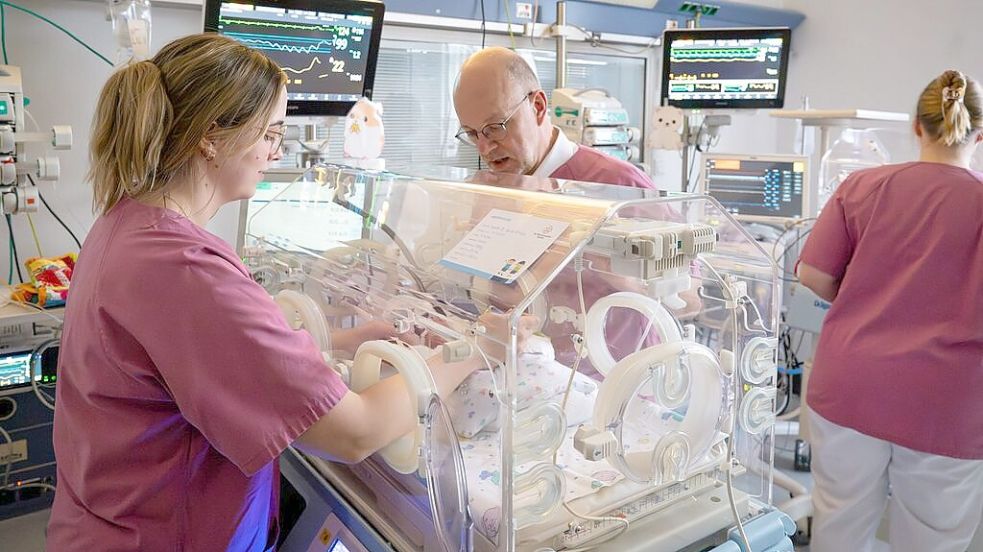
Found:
[220,16,347,33]
[672,47,762,61]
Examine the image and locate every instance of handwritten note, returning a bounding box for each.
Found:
[439,209,568,284]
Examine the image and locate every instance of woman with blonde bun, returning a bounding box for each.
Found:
[798,69,983,552]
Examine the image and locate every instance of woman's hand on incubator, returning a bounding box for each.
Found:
[330,319,423,354]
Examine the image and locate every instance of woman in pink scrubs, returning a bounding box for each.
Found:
[798,70,983,552]
[45,34,513,551]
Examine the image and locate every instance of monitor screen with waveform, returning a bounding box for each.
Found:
[661,27,791,109]
[205,0,385,116]
[701,154,809,221]
[0,349,57,392]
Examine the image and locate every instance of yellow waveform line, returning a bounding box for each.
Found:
[220,17,338,32]
[282,57,321,74]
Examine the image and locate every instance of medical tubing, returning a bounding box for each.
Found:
[10,295,65,326]
[0,424,12,486]
[727,298,753,551]
[35,187,83,249]
[0,1,112,65]
[330,195,425,290]
[1,4,8,64]
[0,482,57,494]
[26,213,42,257]
[552,256,631,546]
[31,337,59,411]
[6,214,22,283]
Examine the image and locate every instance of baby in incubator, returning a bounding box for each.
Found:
[445,335,599,438]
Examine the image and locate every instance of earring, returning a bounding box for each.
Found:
[203,148,216,162]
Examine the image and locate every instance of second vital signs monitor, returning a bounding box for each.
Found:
[701,153,810,222]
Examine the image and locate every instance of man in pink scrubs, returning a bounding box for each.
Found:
[453,47,653,189]
[452,47,673,372]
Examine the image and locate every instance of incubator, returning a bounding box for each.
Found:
[244,166,782,552]
[818,128,890,208]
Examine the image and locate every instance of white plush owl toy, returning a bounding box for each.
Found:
[343,97,385,161]
[647,105,684,151]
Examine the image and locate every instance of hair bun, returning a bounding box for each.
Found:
[940,69,966,102]
[942,85,965,102]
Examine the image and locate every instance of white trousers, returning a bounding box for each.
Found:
[808,408,983,552]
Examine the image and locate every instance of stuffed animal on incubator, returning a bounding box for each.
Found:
[343,97,385,161]
[646,105,684,151]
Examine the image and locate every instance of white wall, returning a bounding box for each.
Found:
[2,0,205,282]
[780,0,983,160]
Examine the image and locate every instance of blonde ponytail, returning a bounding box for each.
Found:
[89,61,173,213]
[88,34,287,214]
[916,69,983,147]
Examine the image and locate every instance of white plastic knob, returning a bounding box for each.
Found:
[17,187,39,213]
[740,336,778,385]
[0,126,13,154]
[1,187,39,214]
[0,162,14,185]
[36,157,60,181]
[1,191,16,214]
[739,386,777,435]
[51,126,72,150]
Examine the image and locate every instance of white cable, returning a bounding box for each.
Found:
[8,298,66,327]
[23,109,41,132]
[0,482,57,494]
[552,257,631,547]
[31,338,59,411]
[726,304,753,551]
[0,425,12,487]
[31,375,55,411]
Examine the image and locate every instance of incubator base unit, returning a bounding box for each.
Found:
[247,164,783,551]
[550,88,640,161]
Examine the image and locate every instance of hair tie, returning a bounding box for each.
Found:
[942,86,965,103]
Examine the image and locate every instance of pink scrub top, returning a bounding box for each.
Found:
[799,162,983,459]
[543,144,663,372]
[47,198,349,550]
[551,144,655,190]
